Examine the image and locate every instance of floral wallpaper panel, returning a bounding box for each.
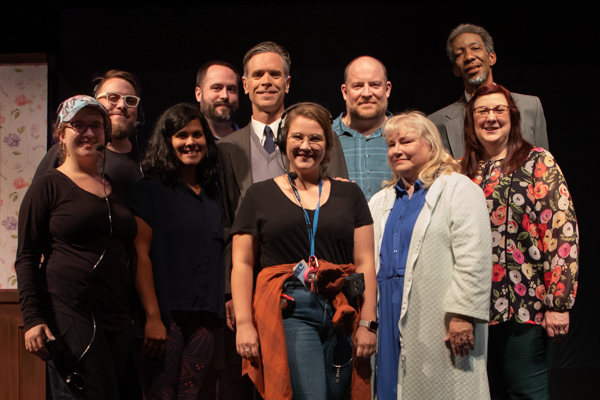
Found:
[0,64,47,289]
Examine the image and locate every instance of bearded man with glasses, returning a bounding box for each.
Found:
[34,70,144,203]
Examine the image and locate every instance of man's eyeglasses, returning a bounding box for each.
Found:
[67,121,105,135]
[96,92,140,108]
[474,105,509,118]
[288,134,325,149]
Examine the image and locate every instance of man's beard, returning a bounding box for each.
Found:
[111,121,135,140]
[348,100,387,121]
[201,100,238,123]
[467,71,487,87]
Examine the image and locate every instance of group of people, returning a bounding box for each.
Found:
[14,22,578,400]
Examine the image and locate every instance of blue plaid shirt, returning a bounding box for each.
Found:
[332,112,392,201]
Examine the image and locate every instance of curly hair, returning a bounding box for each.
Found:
[382,111,460,188]
[142,103,219,187]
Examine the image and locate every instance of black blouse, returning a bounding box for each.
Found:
[131,175,226,322]
[232,179,372,268]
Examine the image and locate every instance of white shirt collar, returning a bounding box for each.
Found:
[251,117,282,146]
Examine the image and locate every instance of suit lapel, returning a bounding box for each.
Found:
[231,124,254,197]
[445,96,467,157]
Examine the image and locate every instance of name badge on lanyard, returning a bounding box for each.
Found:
[289,174,322,293]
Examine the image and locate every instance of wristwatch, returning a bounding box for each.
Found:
[359,320,378,332]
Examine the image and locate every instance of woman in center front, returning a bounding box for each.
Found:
[369,111,493,399]
[231,103,377,400]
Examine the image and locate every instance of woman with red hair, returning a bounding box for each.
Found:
[462,84,579,399]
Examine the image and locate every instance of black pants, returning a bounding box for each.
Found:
[47,310,133,400]
[487,322,551,400]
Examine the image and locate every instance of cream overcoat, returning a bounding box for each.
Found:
[369,172,493,399]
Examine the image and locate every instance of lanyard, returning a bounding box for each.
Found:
[288,174,322,258]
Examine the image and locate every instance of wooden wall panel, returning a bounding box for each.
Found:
[0,290,46,400]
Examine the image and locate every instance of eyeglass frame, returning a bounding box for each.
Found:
[287,133,325,150]
[473,105,510,118]
[96,91,141,108]
[66,121,105,136]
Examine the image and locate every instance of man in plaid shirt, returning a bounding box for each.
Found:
[333,56,392,201]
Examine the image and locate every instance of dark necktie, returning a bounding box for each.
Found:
[263,125,275,154]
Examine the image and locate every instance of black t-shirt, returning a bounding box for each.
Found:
[232,179,372,268]
[33,143,142,206]
[131,175,226,321]
[16,170,137,331]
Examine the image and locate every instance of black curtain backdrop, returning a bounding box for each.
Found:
[4,1,599,398]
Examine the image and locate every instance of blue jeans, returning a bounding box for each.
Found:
[282,283,353,400]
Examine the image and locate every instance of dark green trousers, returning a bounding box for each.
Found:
[487,321,552,400]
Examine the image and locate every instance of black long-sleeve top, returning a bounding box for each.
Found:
[15,170,137,332]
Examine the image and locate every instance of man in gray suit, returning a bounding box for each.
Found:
[216,42,348,399]
[429,23,548,158]
[218,41,348,222]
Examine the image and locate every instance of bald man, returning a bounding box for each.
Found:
[333,56,392,200]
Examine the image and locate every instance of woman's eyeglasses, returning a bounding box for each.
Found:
[288,134,325,149]
[67,121,105,135]
[473,105,509,118]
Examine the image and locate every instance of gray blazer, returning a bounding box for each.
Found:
[428,92,548,158]
[217,122,349,224]
[217,123,349,291]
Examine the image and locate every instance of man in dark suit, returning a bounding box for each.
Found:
[429,23,548,158]
[218,41,348,223]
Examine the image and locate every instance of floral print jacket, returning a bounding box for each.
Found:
[473,148,579,324]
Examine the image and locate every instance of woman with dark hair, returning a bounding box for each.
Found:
[231,103,377,400]
[131,103,225,399]
[462,84,579,399]
[16,95,137,399]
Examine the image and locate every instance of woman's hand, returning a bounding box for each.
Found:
[445,315,475,356]
[143,316,167,358]
[24,324,55,360]
[354,326,377,360]
[542,310,569,343]
[236,322,260,364]
[226,299,236,331]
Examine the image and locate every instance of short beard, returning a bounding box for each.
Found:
[201,100,239,123]
[467,72,488,87]
[111,122,135,140]
[348,100,387,121]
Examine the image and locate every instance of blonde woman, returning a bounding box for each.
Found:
[369,111,492,399]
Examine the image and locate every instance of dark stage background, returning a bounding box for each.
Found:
[4,1,599,398]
